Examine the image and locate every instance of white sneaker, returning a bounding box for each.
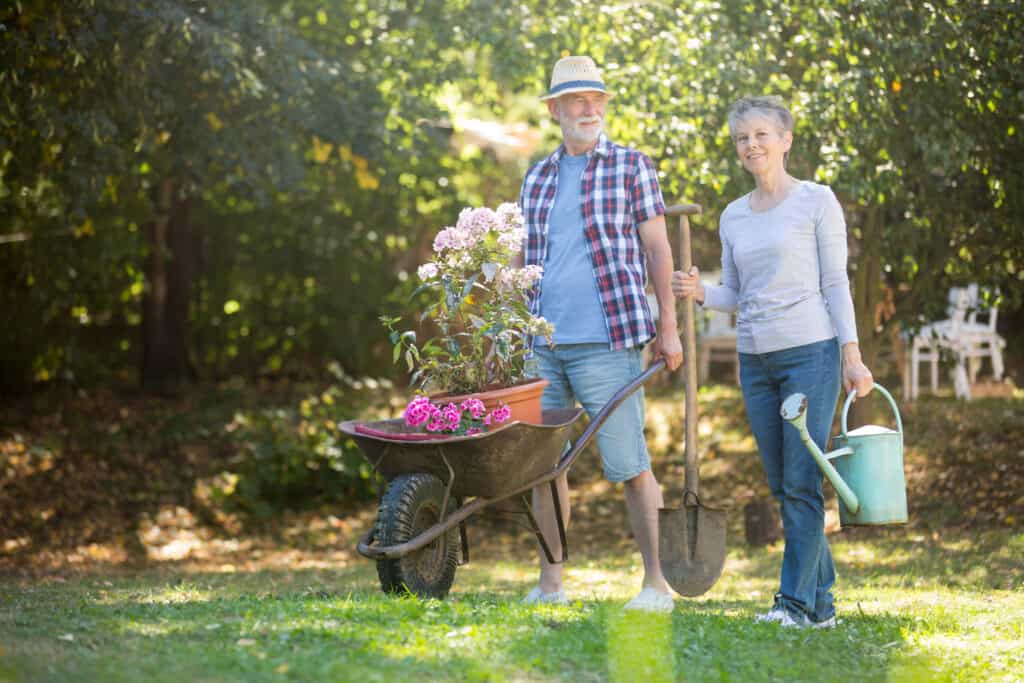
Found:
[522,586,568,605]
[811,615,838,629]
[754,606,787,623]
[777,610,838,629]
[777,610,811,628]
[623,587,674,613]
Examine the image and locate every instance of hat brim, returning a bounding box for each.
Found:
[540,85,614,101]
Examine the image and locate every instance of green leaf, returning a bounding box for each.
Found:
[461,274,480,302]
[410,281,438,300]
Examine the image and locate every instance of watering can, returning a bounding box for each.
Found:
[780,383,908,527]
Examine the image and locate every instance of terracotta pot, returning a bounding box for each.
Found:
[432,377,550,425]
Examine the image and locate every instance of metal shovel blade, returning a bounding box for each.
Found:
[659,501,727,597]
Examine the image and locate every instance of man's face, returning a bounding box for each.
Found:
[548,91,607,149]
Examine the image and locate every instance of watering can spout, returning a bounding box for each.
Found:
[780,393,860,515]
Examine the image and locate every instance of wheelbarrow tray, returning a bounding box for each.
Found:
[339,407,583,499]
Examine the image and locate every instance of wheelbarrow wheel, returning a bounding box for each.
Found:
[374,473,458,599]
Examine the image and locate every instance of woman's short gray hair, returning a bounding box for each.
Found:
[727,96,794,138]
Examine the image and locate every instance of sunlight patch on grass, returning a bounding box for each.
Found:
[715,553,778,598]
[119,620,180,638]
[565,565,641,600]
[131,583,218,605]
[607,610,674,683]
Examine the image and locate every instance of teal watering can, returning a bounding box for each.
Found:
[780,383,908,527]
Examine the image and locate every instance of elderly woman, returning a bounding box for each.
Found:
[673,95,873,628]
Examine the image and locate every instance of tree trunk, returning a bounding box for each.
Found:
[141,178,199,391]
[850,206,883,428]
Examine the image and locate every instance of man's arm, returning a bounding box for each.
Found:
[638,214,683,371]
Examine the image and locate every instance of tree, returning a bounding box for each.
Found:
[1,0,448,389]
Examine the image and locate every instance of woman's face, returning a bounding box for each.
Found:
[732,113,792,176]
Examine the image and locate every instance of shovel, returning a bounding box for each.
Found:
[658,203,728,597]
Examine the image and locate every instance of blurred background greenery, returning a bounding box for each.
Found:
[3,0,1021,393]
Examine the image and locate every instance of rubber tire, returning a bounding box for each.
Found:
[374,473,458,599]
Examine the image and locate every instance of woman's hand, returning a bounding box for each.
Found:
[671,266,705,304]
[842,342,874,398]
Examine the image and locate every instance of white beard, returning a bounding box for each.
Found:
[561,117,602,147]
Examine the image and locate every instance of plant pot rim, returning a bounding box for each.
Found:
[430,376,549,403]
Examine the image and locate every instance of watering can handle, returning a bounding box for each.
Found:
[840,383,904,438]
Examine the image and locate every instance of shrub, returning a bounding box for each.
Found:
[216,365,394,520]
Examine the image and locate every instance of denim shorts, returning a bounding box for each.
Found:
[530,343,650,482]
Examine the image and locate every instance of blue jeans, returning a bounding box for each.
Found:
[739,337,840,622]
[531,343,650,482]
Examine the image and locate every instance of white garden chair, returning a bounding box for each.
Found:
[959,283,1006,385]
[905,284,1005,400]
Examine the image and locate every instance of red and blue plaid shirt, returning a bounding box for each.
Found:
[520,134,666,350]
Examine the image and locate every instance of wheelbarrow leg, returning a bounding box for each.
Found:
[521,496,558,565]
[458,514,470,566]
[549,480,569,563]
[520,487,568,565]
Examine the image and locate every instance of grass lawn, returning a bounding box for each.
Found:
[2,527,1021,682]
[3,385,1022,681]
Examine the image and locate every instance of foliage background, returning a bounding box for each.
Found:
[3,0,1022,393]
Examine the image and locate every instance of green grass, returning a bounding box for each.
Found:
[3,386,1022,680]
[2,529,1021,682]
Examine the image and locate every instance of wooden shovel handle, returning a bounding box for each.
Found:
[668,203,702,497]
[665,204,702,218]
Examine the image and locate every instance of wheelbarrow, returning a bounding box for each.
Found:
[339,360,666,599]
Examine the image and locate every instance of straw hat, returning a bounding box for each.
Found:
[540,56,614,101]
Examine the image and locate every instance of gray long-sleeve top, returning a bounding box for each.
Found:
[702,180,859,354]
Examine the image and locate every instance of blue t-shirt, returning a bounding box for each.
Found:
[537,153,609,346]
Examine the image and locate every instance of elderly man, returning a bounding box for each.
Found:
[518,55,683,612]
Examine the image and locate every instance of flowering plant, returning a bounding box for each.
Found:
[403,396,511,436]
[383,202,555,396]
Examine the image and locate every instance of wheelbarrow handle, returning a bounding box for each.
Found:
[555,358,667,474]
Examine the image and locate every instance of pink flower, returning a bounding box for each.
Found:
[489,404,512,424]
[404,395,434,427]
[442,402,462,431]
[432,227,458,253]
[466,428,481,436]
[417,262,439,280]
[457,207,499,239]
[517,265,544,288]
[460,398,486,419]
[497,227,525,251]
[496,203,524,230]
[426,409,447,432]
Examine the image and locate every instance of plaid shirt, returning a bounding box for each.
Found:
[519,134,666,350]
